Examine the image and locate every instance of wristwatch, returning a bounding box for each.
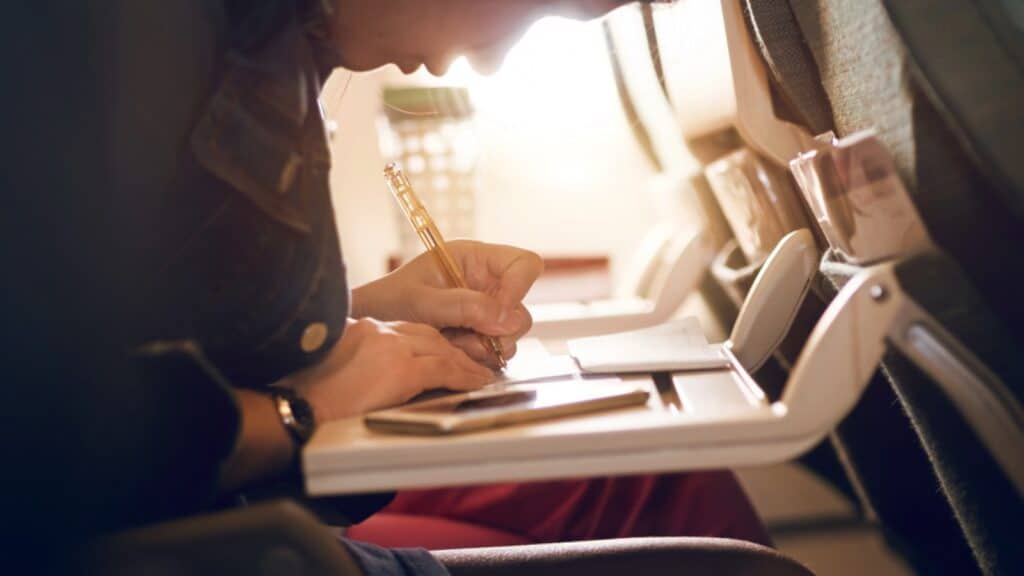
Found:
[271,387,317,444]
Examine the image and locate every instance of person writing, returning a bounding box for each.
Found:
[85,0,768,573]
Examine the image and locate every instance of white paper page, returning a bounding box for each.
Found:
[569,317,730,373]
[482,337,582,386]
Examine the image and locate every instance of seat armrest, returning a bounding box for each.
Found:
[89,500,364,576]
[435,537,813,576]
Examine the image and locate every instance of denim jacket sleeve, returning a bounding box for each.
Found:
[121,3,395,526]
[143,16,349,388]
[111,341,243,528]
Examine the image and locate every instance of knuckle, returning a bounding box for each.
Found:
[449,239,473,251]
[527,249,544,272]
[349,318,378,337]
[416,322,442,338]
[347,320,368,336]
[502,341,517,357]
[519,308,534,331]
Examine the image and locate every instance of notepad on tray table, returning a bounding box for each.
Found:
[567,316,730,374]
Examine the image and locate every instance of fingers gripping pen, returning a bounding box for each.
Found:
[383,162,508,368]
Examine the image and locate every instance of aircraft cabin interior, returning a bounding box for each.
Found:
[9,1,1023,575]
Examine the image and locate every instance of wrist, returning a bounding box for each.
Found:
[348,278,387,317]
[349,286,367,318]
[288,366,344,423]
[218,389,299,493]
[298,374,366,423]
[351,277,411,321]
[295,381,330,424]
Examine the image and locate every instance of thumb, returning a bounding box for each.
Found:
[413,287,517,334]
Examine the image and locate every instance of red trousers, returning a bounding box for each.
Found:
[346,471,770,550]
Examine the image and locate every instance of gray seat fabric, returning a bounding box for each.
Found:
[882,255,1024,576]
[742,0,835,135]
[787,0,1024,333]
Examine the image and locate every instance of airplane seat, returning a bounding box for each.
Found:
[91,500,814,576]
[746,1,1024,574]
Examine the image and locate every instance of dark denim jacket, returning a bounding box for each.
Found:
[163,21,347,387]
[126,3,390,525]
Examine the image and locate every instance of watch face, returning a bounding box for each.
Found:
[276,389,316,442]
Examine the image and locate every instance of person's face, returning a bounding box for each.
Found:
[331,0,633,75]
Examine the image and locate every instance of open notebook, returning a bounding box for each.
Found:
[484,316,728,387]
[568,316,731,373]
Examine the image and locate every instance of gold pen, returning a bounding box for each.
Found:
[383,162,507,369]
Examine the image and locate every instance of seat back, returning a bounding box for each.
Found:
[783,0,1024,331]
[90,501,365,576]
[746,1,1024,574]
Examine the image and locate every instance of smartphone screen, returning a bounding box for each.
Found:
[366,379,650,435]
[403,390,538,414]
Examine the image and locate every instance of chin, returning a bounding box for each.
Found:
[468,58,502,76]
[424,60,452,77]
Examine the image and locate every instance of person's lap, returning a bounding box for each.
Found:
[346,471,770,550]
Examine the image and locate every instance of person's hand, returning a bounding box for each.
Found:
[351,240,543,367]
[288,318,493,421]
